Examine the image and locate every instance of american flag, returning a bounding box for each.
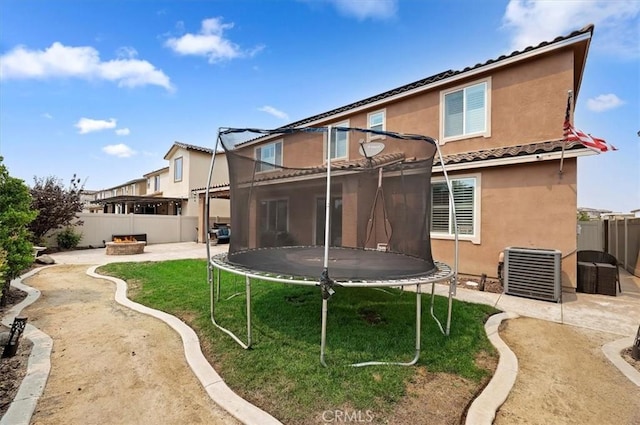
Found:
[563,98,617,153]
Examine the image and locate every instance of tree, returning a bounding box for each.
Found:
[577,211,590,221]
[0,157,37,306]
[28,174,84,244]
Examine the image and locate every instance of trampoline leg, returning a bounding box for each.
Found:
[246,275,252,348]
[429,282,447,336]
[414,284,422,361]
[216,267,221,302]
[446,277,455,336]
[209,264,252,349]
[320,298,328,367]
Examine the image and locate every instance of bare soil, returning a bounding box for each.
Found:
[2,267,640,425]
[495,317,640,425]
[1,265,238,425]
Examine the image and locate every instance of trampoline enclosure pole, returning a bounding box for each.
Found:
[434,140,457,337]
[320,126,332,367]
[205,131,222,284]
[323,126,333,268]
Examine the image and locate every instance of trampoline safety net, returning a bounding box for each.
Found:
[213,126,439,282]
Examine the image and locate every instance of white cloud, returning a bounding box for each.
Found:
[586,94,625,112]
[326,0,397,20]
[116,46,138,59]
[165,17,264,63]
[102,144,136,158]
[75,117,117,134]
[115,128,131,136]
[42,113,53,119]
[0,42,174,91]
[258,106,289,120]
[503,0,640,57]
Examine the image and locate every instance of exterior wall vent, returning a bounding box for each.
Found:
[504,247,561,302]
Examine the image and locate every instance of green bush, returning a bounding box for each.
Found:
[57,228,82,250]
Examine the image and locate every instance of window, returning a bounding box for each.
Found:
[328,123,348,160]
[255,141,282,172]
[368,110,385,137]
[260,199,288,232]
[154,176,160,192]
[147,179,151,189]
[174,157,183,182]
[442,80,489,140]
[431,177,478,239]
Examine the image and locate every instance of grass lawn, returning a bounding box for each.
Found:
[98,259,499,424]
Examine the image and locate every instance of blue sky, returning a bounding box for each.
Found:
[0,0,638,213]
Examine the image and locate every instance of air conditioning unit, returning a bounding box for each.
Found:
[504,247,561,302]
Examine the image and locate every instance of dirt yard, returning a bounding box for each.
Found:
[495,317,640,425]
[1,265,238,425]
[2,266,640,425]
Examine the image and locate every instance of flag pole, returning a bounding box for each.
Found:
[559,90,573,175]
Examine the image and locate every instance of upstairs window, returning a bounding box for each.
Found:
[256,141,282,172]
[328,123,348,161]
[368,110,385,138]
[174,157,183,182]
[154,175,160,192]
[443,80,489,140]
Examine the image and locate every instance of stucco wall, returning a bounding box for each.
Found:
[431,158,578,289]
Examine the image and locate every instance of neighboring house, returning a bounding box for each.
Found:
[224,25,599,291]
[162,142,231,242]
[578,207,613,220]
[91,142,230,241]
[93,178,150,213]
[79,189,102,213]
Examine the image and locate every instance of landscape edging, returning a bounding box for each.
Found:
[1,266,54,425]
[465,311,519,425]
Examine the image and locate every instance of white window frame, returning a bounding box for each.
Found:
[430,173,481,245]
[255,140,283,173]
[440,78,491,144]
[325,121,349,162]
[154,175,160,192]
[174,157,183,182]
[367,109,386,140]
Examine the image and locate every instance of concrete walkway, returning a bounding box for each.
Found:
[3,242,640,425]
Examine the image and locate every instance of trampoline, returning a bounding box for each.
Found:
[205,126,459,367]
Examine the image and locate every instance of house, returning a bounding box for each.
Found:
[93,178,150,213]
[79,189,102,213]
[91,142,230,230]
[218,25,598,291]
[578,207,613,220]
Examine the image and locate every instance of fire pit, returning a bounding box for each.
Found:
[105,236,145,255]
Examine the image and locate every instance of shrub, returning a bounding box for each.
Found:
[57,228,82,250]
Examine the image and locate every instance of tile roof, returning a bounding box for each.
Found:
[195,140,589,192]
[276,25,594,130]
[173,142,214,154]
[435,139,588,166]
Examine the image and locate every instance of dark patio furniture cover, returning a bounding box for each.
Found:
[577,250,621,294]
[577,261,597,294]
